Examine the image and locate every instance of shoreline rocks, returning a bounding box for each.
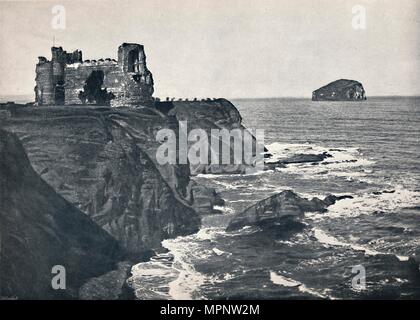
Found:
[227,190,353,231]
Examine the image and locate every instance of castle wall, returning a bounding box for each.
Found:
[64,60,154,107]
[35,43,154,107]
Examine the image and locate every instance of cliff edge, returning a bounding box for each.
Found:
[157,98,262,175]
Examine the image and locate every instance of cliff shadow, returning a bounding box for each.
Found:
[154,101,175,114]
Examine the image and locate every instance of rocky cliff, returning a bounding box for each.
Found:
[156,99,263,175]
[312,79,366,101]
[0,129,122,299]
[0,104,201,258]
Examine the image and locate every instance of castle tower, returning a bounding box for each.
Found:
[34,57,54,105]
[118,43,147,74]
[35,47,82,106]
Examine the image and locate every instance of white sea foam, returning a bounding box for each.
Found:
[130,227,227,300]
[212,248,226,256]
[213,205,235,215]
[195,227,226,241]
[159,226,235,299]
[129,255,178,299]
[312,228,409,261]
[195,168,268,179]
[229,199,257,203]
[269,271,301,287]
[326,187,420,219]
[211,180,242,190]
[162,237,209,300]
[224,225,262,237]
[222,273,235,281]
[269,271,328,298]
[265,142,374,180]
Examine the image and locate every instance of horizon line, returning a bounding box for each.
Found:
[1,93,420,100]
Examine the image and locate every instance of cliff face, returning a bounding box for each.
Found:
[0,129,121,299]
[0,105,200,257]
[157,99,261,175]
[312,79,366,101]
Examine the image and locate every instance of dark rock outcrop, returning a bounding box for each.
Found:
[0,129,121,299]
[226,190,352,231]
[312,79,366,101]
[78,261,135,300]
[187,180,225,215]
[265,152,332,170]
[1,104,200,257]
[408,255,420,273]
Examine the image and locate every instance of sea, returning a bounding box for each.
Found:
[129,97,420,300]
[3,95,419,299]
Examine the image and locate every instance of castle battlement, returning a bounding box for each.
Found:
[66,59,118,68]
[35,43,154,107]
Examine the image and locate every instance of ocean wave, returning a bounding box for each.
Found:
[212,248,228,256]
[266,142,375,180]
[130,228,226,300]
[324,187,420,219]
[312,228,409,261]
[195,227,227,241]
[213,205,235,215]
[161,229,229,299]
[208,179,280,192]
[269,271,329,298]
[128,254,178,299]
[195,168,268,180]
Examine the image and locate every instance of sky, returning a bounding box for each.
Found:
[0,0,419,98]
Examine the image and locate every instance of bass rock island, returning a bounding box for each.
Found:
[312,79,366,101]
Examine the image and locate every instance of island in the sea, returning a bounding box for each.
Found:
[312,79,366,101]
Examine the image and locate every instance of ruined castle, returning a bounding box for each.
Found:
[35,43,154,107]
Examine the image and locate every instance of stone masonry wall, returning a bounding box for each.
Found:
[64,61,154,107]
[35,61,54,105]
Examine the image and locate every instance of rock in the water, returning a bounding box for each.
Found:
[265,152,332,170]
[187,180,225,215]
[0,129,122,299]
[322,194,354,206]
[312,79,366,101]
[226,190,352,231]
[408,255,420,273]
